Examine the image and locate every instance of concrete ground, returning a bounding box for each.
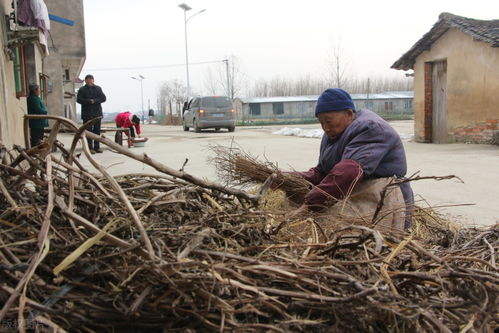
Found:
[59,121,499,227]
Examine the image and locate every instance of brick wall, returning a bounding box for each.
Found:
[449,119,499,144]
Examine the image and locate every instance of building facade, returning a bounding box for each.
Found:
[1,0,49,147]
[392,13,499,144]
[43,0,85,121]
[0,0,85,148]
[233,92,413,123]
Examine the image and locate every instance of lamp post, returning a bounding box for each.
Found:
[131,75,145,123]
[223,59,230,98]
[178,3,205,100]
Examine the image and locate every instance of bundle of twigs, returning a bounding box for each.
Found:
[0,117,497,332]
[209,144,311,199]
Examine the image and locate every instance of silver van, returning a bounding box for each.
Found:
[182,96,236,132]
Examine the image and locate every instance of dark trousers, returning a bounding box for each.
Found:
[128,126,135,137]
[30,128,45,147]
[82,116,102,150]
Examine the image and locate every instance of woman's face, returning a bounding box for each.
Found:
[317,110,355,140]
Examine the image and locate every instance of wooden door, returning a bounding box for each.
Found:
[432,61,448,143]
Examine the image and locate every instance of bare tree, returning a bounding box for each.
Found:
[326,38,350,89]
[247,73,412,98]
[157,79,186,124]
[292,75,326,95]
[250,75,325,97]
[223,55,245,99]
[203,68,220,95]
[157,82,171,119]
[202,55,245,99]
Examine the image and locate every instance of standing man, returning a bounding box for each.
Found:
[27,83,49,147]
[77,74,106,153]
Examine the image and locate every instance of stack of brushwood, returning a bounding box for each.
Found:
[0,122,498,332]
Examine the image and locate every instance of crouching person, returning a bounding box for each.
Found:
[280,88,414,231]
[115,111,141,147]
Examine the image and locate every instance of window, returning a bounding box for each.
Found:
[364,101,374,109]
[12,44,27,98]
[249,103,261,115]
[189,98,199,108]
[272,102,284,115]
[404,100,412,109]
[39,73,49,102]
[384,101,393,111]
[201,96,231,108]
[64,69,70,82]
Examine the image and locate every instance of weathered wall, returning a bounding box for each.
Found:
[413,28,499,143]
[43,0,85,120]
[0,0,29,148]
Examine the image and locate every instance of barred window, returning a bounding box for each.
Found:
[272,102,284,115]
[12,44,27,98]
[249,103,261,115]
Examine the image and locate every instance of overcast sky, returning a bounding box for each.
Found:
[79,0,498,114]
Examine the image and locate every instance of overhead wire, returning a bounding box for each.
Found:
[85,60,226,72]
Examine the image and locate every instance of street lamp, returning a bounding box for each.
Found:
[223,59,230,98]
[131,75,145,123]
[178,3,206,100]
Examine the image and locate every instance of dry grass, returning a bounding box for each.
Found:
[210,144,311,201]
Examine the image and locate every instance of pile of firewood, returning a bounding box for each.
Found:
[0,117,497,332]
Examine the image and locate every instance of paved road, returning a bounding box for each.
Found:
[60,121,499,226]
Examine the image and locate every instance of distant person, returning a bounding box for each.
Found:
[77,74,106,153]
[27,83,49,147]
[115,111,141,146]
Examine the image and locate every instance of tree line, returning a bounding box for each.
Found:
[156,54,413,120]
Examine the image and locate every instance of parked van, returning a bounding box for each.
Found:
[182,96,236,132]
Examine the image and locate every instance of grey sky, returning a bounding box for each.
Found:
[80,0,499,114]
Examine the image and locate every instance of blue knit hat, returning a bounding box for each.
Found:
[315,88,355,116]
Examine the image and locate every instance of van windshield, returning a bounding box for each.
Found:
[201,97,232,108]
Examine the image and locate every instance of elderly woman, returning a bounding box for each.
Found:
[283,88,414,230]
[27,83,49,147]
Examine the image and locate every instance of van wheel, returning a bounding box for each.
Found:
[228,126,235,132]
[215,127,220,131]
[183,124,189,131]
[194,119,201,133]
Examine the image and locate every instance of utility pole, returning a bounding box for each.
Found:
[131,75,145,123]
[223,59,230,98]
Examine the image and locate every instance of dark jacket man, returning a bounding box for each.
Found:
[77,78,106,118]
[77,74,106,153]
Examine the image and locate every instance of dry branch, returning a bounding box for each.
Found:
[0,118,497,332]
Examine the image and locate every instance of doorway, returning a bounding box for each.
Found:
[431,61,448,143]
